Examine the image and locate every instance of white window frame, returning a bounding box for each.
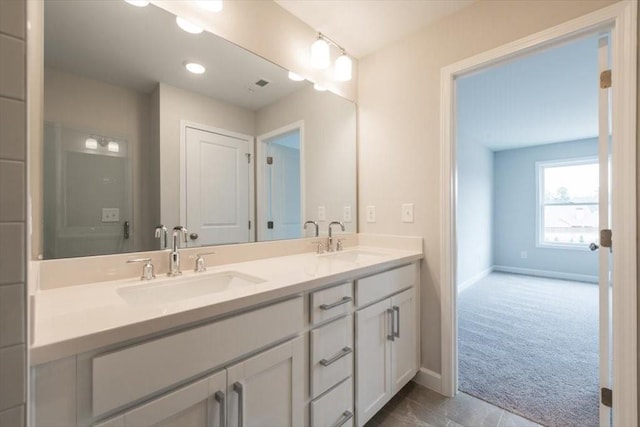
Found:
[535,156,599,251]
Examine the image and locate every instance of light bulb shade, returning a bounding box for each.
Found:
[85,138,98,149]
[176,16,203,34]
[107,141,120,153]
[196,0,223,12]
[288,71,304,82]
[310,38,330,69]
[124,0,149,7]
[334,54,352,81]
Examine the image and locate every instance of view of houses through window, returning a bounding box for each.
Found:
[538,158,599,247]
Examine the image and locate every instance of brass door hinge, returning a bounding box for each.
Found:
[600,70,612,89]
[601,387,612,408]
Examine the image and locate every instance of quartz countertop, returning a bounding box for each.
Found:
[31,244,422,365]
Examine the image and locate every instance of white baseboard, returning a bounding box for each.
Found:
[457,267,493,293]
[412,367,442,394]
[493,265,598,283]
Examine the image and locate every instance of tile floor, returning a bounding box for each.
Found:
[365,381,543,427]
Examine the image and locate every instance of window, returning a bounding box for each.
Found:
[537,158,599,248]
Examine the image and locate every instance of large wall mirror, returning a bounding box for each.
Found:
[38,0,356,259]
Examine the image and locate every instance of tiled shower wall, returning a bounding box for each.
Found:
[0,0,27,425]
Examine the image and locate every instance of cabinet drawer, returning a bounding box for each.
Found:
[310,315,353,398]
[92,296,303,417]
[310,282,353,325]
[356,264,416,307]
[311,378,354,427]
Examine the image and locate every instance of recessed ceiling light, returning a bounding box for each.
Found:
[196,0,223,12]
[184,61,206,74]
[288,71,304,82]
[176,16,203,34]
[124,0,149,7]
[313,83,327,92]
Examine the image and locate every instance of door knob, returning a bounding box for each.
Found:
[589,242,599,251]
[189,233,199,240]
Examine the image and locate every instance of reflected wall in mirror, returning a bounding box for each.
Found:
[40,0,356,259]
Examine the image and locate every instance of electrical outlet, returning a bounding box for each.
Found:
[102,207,120,223]
[318,206,326,221]
[343,206,352,222]
[401,203,414,223]
[521,251,528,259]
[366,205,376,223]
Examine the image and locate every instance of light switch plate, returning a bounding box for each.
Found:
[102,208,120,222]
[366,205,376,223]
[343,206,352,222]
[401,203,414,223]
[318,206,326,221]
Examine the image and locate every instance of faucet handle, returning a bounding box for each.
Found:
[336,237,347,251]
[310,241,325,254]
[193,252,216,272]
[127,258,156,280]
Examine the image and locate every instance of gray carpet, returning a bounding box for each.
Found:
[458,272,599,427]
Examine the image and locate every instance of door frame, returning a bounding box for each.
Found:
[179,120,255,243]
[439,1,637,424]
[256,120,305,241]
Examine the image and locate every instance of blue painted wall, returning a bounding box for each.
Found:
[493,138,598,279]
[457,139,494,287]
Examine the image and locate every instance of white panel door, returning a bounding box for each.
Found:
[185,127,250,246]
[355,299,392,426]
[226,338,303,427]
[265,142,301,241]
[390,288,418,395]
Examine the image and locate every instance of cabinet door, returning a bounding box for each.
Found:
[390,288,418,395]
[355,299,392,426]
[226,337,303,427]
[94,370,227,427]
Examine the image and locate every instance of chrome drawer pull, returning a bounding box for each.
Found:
[320,296,352,310]
[393,305,400,338]
[233,382,243,427]
[214,391,226,427]
[387,308,395,341]
[334,410,354,427]
[319,347,353,367]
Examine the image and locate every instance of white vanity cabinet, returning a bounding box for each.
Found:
[354,265,419,427]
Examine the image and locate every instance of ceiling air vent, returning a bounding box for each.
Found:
[254,79,270,87]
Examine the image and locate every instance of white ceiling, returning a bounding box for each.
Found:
[275,0,474,58]
[457,34,602,151]
[44,1,306,111]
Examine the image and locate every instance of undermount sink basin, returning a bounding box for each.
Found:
[320,249,387,264]
[117,271,266,305]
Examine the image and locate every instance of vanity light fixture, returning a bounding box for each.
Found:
[184,61,206,74]
[334,51,352,82]
[85,138,98,149]
[287,71,305,82]
[310,34,330,69]
[124,0,149,7]
[107,141,120,153]
[196,0,223,12]
[313,82,327,92]
[176,16,203,34]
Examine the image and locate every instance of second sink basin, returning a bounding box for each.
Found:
[117,271,266,306]
[321,249,387,264]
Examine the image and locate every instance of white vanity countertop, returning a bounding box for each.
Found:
[31,245,422,365]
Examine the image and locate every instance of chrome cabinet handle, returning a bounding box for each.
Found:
[233,382,243,427]
[214,391,226,427]
[387,308,395,341]
[319,347,352,367]
[393,306,400,338]
[320,296,352,310]
[334,410,353,427]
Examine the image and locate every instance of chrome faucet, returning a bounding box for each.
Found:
[154,225,168,249]
[327,221,345,252]
[304,220,319,237]
[168,226,188,277]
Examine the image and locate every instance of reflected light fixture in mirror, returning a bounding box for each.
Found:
[176,16,203,34]
[288,71,305,82]
[196,0,223,13]
[124,0,149,7]
[313,83,327,91]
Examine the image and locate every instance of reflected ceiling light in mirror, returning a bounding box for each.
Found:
[313,83,327,92]
[107,141,120,153]
[184,61,206,74]
[176,16,203,34]
[288,71,305,82]
[196,0,223,12]
[310,35,330,69]
[124,0,149,7]
[85,138,98,149]
[334,52,352,82]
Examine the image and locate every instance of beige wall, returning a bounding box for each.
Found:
[0,0,27,424]
[43,68,153,253]
[357,0,618,374]
[256,84,357,234]
[158,83,255,229]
